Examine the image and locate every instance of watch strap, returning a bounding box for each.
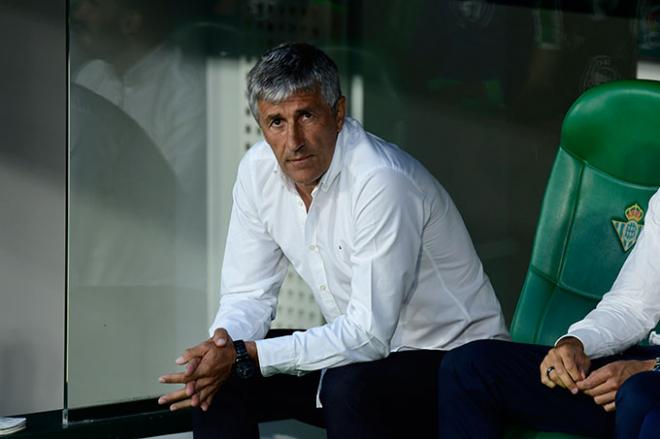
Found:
[233,339,259,379]
[234,340,250,362]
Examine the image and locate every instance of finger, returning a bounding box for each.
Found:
[575,353,591,381]
[582,380,617,398]
[186,380,195,397]
[604,401,616,412]
[197,380,221,405]
[185,357,201,376]
[552,361,578,393]
[183,377,215,403]
[575,360,588,381]
[542,351,568,389]
[199,378,225,412]
[540,357,556,388]
[541,363,559,388]
[213,328,229,347]
[191,356,214,377]
[158,387,188,405]
[540,368,556,388]
[560,353,582,383]
[577,368,609,391]
[593,390,617,406]
[541,376,557,389]
[162,358,214,382]
[164,357,227,384]
[191,353,234,379]
[201,388,219,412]
[550,369,567,389]
[159,372,190,384]
[169,397,194,411]
[182,378,217,409]
[176,343,211,365]
[192,376,216,392]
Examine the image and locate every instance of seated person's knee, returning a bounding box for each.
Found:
[617,371,660,409]
[441,339,504,374]
[320,364,371,408]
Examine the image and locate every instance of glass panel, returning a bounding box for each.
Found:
[68,0,208,407]
[66,0,660,409]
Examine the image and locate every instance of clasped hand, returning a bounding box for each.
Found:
[540,337,653,412]
[158,328,234,411]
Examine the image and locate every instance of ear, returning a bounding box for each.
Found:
[334,96,346,132]
[119,10,142,35]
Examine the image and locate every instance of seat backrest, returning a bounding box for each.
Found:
[510,80,660,345]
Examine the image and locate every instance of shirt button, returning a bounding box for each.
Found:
[309,244,317,252]
[320,285,327,291]
[298,200,304,207]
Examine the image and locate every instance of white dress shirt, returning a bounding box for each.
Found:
[564,188,660,358]
[211,117,509,376]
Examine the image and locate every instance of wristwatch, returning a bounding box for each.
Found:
[233,340,258,380]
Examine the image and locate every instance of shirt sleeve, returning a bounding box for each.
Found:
[562,189,660,358]
[256,168,426,376]
[209,158,289,341]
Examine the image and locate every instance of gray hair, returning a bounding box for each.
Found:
[246,43,342,121]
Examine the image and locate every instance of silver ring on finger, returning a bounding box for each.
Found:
[546,366,555,379]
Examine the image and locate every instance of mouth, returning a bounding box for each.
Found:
[287,155,313,165]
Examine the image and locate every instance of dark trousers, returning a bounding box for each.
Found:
[617,372,660,438]
[193,349,444,439]
[640,408,660,439]
[438,339,660,438]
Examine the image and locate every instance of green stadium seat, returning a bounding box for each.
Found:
[506,80,660,438]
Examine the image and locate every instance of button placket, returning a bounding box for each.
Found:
[304,193,343,319]
[310,248,341,319]
[293,191,307,228]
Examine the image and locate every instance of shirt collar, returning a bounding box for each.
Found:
[317,118,348,192]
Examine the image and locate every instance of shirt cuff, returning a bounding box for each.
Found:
[209,321,248,341]
[254,336,297,377]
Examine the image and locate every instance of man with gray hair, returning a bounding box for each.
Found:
[159,42,509,438]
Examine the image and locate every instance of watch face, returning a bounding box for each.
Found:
[235,360,256,380]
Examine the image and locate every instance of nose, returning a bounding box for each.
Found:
[285,122,304,152]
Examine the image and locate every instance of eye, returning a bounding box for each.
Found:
[301,111,314,122]
[270,118,283,128]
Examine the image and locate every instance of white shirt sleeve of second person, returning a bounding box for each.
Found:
[255,168,426,376]
[562,189,660,358]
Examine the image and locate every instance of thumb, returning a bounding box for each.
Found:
[213,328,229,347]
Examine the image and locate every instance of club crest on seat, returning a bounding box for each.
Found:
[611,203,645,252]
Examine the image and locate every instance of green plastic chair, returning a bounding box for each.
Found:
[506,80,660,438]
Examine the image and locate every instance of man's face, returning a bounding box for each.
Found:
[257,89,345,192]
